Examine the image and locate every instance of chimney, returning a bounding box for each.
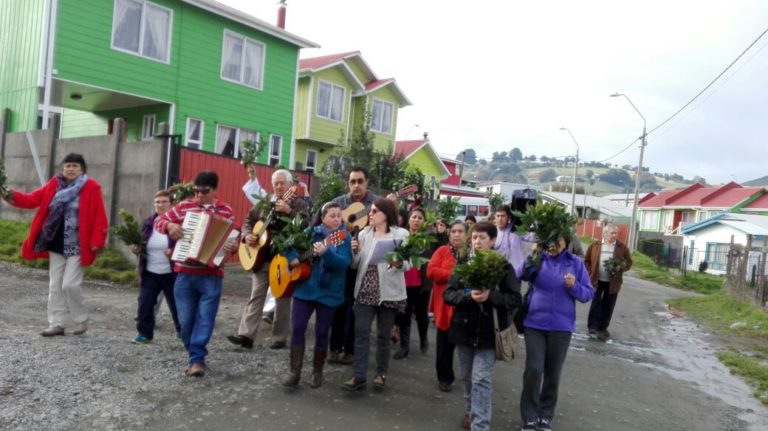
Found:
[423,131,429,140]
[277,0,287,29]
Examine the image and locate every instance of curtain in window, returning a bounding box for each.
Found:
[371,100,382,131]
[113,0,142,53]
[243,41,264,88]
[381,102,392,133]
[221,34,243,81]
[142,3,170,61]
[187,120,201,149]
[217,126,236,156]
[330,86,344,121]
[317,82,331,118]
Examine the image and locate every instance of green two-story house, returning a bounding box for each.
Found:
[0,0,317,167]
[292,51,411,172]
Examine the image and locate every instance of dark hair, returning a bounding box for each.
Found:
[312,202,341,227]
[349,166,369,180]
[397,207,409,228]
[61,153,87,173]
[473,221,498,239]
[464,214,477,223]
[194,171,219,189]
[373,198,398,232]
[495,204,512,218]
[409,207,426,219]
[450,220,467,231]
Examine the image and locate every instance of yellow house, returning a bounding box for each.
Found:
[395,134,451,196]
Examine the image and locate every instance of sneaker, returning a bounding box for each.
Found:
[521,419,538,431]
[40,325,65,337]
[131,335,152,344]
[537,417,552,430]
[597,330,610,341]
[72,322,87,335]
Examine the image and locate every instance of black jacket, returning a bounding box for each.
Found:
[444,261,522,349]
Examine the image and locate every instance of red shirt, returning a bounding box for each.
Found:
[426,245,458,331]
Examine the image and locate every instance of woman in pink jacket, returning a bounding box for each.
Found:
[2,153,108,337]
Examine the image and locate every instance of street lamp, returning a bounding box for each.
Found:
[559,127,580,217]
[610,92,648,252]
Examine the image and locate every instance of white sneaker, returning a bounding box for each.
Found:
[72,322,88,335]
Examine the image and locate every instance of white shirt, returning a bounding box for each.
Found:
[146,229,172,274]
[597,241,616,282]
[242,177,266,205]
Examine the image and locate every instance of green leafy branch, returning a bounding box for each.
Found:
[110,209,143,247]
[240,136,267,165]
[271,213,312,255]
[168,182,194,203]
[437,196,462,222]
[386,229,436,269]
[603,256,626,278]
[512,201,576,249]
[453,249,507,292]
[0,158,12,201]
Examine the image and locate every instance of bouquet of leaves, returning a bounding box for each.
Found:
[240,137,266,166]
[603,256,625,278]
[454,249,507,292]
[512,201,576,250]
[0,158,11,201]
[271,213,312,255]
[386,229,436,269]
[110,209,143,247]
[168,182,195,202]
[249,191,277,218]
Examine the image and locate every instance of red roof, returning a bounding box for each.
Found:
[394,139,426,159]
[299,51,358,70]
[365,78,393,92]
[639,190,677,208]
[743,193,768,209]
[639,182,766,209]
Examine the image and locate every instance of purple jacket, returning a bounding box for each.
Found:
[520,251,593,333]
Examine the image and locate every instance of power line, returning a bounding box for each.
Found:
[648,25,768,135]
[596,138,639,163]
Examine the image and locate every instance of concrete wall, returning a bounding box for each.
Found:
[0,129,56,221]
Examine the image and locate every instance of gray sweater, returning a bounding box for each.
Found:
[351,226,411,303]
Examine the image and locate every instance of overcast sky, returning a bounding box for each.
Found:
[221,0,768,185]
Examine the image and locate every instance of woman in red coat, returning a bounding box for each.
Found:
[427,220,468,393]
[2,153,108,337]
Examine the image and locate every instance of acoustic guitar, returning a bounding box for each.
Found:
[238,187,298,271]
[341,184,419,231]
[269,230,347,298]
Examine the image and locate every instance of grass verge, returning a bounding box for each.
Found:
[632,251,723,294]
[0,219,136,285]
[717,350,768,405]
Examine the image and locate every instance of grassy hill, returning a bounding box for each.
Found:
[744,176,768,187]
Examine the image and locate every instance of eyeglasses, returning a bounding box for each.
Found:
[369,208,379,215]
[194,187,212,195]
[349,178,366,185]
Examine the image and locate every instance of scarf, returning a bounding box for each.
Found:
[35,174,87,252]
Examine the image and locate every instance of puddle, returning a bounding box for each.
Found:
[573,311,768,429]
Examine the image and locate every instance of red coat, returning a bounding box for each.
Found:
[11,177,108,266]
[427,245,458,331]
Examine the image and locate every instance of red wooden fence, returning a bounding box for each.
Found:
[576,219,629,244]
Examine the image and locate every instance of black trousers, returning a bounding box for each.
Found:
[520,328,572,422]
[587,280,618,331]
[329,269,356,354]
[136,271,179,339]
[435,328,455,384]
[395,287,430,349]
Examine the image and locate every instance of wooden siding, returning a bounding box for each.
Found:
[53,0,299,165]
[61,105,169,140]
[407,147,445,179]
[294,76,310,138]
[0,0,45,132]
[307,67,352,146]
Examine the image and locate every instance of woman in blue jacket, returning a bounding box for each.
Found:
[282,202,352,389]
[519,235,593,431]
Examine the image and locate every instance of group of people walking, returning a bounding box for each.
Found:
[1,154,633,431]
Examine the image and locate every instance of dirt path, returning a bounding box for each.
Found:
[1,262,767,430]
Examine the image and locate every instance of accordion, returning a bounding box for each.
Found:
[171,211,239,268]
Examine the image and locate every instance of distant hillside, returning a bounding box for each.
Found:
[743,176,768,187]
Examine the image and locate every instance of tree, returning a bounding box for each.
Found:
[538,168,557,183]
[550,183,585,194]
[540,155,550,163]
[492,151,508,162]
[599,169,632,186]
[485,189,505,213]
[510,147,523,162]
[375,152,406,194]
[636,172,657,188]
[459,149,477,165]
[322,111,377,186]
[692,175,707,185]
[525,155,537,162]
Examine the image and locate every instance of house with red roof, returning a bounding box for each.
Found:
[393,134,451,197]
[292,51,411,172]
[637,182,768,235]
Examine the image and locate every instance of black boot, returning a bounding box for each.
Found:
[282,344,304,387]
[393,331,409,359]
[310,348,327,388]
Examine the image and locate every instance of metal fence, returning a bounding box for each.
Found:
[724,241,768,309]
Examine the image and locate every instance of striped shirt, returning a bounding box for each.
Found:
[154,198,235,277]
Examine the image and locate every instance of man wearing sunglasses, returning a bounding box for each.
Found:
[155,171,237,377]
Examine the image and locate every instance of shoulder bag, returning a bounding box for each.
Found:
[493,306,518,361]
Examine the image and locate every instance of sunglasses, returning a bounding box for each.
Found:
[369,208,379,215]
[194,187,212,195]
[348,178,366,185]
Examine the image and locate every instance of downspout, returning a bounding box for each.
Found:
[41,0,59,130]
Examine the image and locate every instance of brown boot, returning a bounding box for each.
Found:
[282,344,304,387]
[310,348,327,388]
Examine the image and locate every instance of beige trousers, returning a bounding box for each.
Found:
[237,268,291,342]
[48,252,88,327]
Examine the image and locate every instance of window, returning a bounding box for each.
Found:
[141,114,156,139]
[215,125,258,159]
[370,99,393,134]
[305,150,317,173]
[221,31,265,89]
[316,81,344,121]
[640,211,659,230]
[185,118,203,149]
[705,243,729,271]
[111,0,172,63]
[269,135,282,166]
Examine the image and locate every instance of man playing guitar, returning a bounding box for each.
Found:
[228,169,309,350]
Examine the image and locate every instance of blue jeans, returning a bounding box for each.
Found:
[456,345,496,431]
[174,273,222,366]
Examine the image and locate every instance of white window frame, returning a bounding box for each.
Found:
[305,149,317,173]
[370,98,393,134]
[640,211,659,230]
[316,80,345,122]
[141,114,156,139]
[215,124,259,159]
[185,118,203,150]
[220,30,266,90]
[269,134,283,166]
[110,0,173,64]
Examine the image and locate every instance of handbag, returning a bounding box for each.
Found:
[493,306,518,361]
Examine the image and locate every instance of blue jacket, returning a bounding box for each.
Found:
[520,251,593,333]
[287,226,352,307]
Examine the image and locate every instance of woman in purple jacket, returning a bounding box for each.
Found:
[519,235,593,431]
